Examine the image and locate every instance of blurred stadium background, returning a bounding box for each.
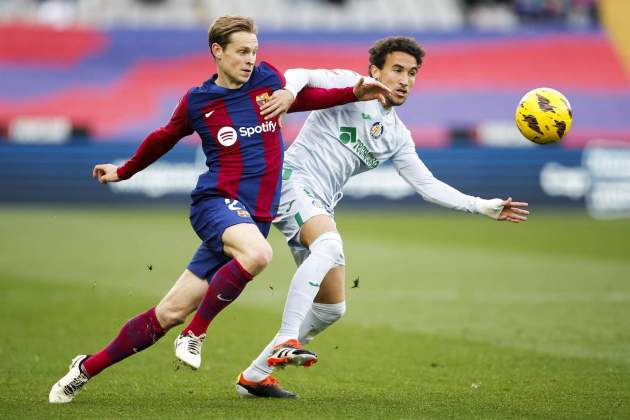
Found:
[2,1,630,418]
[1,0,629,216]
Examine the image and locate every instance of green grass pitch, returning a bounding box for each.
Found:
[1,206,629,419]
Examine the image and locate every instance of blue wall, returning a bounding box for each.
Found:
[0,144,586,209]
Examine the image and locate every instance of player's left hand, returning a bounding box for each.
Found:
[260,89,295,125]
[497,197,529,223]
[353,77,393,106]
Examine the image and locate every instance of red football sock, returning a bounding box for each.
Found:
[81,307,165,378]
[183,259,253,337]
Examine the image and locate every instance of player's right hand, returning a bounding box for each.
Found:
[497,197,529,223]
[260,89,295,123]
[353,77,393,106]
[476,197,529,222]
[93,163,121,184]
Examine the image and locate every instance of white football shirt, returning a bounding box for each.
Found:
[284,68,480,213]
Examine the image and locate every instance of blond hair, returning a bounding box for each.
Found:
[208,16,257,57]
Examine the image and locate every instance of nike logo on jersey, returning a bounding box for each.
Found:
[216,294,232,302]
[204,110,214,118]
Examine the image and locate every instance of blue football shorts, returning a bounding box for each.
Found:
[187,197,271,281]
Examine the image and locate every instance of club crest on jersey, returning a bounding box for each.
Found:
[370,122,384,139]
[217,126,238,147]
[237,210,251,218]
[256,92,270,106]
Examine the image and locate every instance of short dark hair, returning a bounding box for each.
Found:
[208,16,257,57]
[368,36,425,76]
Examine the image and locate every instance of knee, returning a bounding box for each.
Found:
[240,242,273,275]
[155,302,189,330]
[310,232,344,266]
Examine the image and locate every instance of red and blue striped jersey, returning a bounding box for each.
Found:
[183,61,285,221]
[175,62,284,221]
[116,62,358,221]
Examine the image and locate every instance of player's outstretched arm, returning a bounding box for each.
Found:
[259,77,392,121]
[97,93,193,183]
[259,66,392,121]
[93,164,121,184]
[392,131,530,223]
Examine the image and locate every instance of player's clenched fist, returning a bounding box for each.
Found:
[93,164,121,184]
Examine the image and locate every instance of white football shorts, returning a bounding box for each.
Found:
[273,168,342,266]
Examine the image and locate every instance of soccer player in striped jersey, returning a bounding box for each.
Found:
[237,36,530,398]
[48,16,391,403]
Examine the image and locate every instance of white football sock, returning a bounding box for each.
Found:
[242,301,347,382]
[298,302,346,344]
[242,334,277,382]
[276,232,343,343]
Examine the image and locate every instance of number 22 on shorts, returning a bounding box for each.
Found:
[224,199,251,217]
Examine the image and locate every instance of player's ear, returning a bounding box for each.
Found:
[369,64,380,81]
[211,43,222,60]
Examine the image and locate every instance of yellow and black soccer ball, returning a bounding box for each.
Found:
[515,87,572,144]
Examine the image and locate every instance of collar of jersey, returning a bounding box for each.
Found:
[205,69,255,93]
[377,101,395,116]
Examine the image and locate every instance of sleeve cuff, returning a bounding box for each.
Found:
[116,165,132,180]
[283,85,300,100]
[474,197,504,219]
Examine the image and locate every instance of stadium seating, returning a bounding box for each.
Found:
[1,22,629,148]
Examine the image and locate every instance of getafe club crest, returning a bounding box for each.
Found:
[256,92,270,107]
[370,122,384,139]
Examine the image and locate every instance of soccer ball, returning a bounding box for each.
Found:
[515,87,572,144]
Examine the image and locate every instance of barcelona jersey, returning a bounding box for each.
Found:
[116,62,359,223]
[180,61,285,222]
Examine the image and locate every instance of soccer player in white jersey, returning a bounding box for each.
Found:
[235,36,529,398]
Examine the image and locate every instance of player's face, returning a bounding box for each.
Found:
[370,51,419,107]
[213,31,258,88]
